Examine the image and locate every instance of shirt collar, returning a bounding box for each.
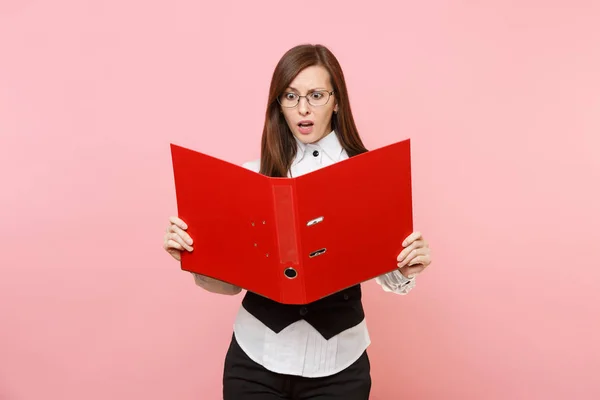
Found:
[292,130,344,166]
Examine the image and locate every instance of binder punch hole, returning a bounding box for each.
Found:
[306,216,324,226]
[284,267,298,279]
[309,248,327,258]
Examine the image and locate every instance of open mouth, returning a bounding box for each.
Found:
[298,121,314,135]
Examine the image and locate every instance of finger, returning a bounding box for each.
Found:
[166,239,185,251]
[169,224,193,246]
[169,216,188,230]
[402,231,422,247]
[397,247,427,268]
[168,233,194,252]
[399,264,425,279]
[397,239,425,261]
[407,254,430,267]
[166,246,182,261]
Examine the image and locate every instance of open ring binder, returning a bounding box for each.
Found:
[170,138,413,304]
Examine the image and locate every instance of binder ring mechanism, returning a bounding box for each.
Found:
[284,247,327,280]
[307,215,327,259]
[284,246,327,280]
[306,216,324,226]
[282,216,327,280]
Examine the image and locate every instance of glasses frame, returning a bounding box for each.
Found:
[277,90,335,108]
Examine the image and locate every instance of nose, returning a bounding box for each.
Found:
[298,97,310,116]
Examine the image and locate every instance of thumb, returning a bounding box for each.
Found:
[399,264,424,279]
[168,249,182,261]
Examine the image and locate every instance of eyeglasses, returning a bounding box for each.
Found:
[277,90,335,108]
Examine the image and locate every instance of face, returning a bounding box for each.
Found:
[279,65,338,144]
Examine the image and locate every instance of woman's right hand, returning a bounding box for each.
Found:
[163,216,194,261]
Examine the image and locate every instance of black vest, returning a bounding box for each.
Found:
[241,284,365,340]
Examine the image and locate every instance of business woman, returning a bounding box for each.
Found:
[163,43,432,400]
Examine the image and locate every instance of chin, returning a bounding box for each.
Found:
[293,131,324,144]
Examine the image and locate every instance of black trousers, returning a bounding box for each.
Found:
[223,334,371,399]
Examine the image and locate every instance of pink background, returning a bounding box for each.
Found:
[1,1,599,399]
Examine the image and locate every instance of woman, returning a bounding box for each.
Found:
[163,44,432,399]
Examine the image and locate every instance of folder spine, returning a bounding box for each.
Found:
[271,179,304,302]
[271,180,300,266]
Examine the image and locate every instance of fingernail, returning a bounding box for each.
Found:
[408,274,416,279]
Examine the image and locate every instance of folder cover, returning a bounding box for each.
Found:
[170,138,413,305]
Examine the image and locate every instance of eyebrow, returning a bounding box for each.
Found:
[286,86,328,92]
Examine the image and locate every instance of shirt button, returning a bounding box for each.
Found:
[299,307,308,316]
[343,294,349,300]
[312,150,319,157]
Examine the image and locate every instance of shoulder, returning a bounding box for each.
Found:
[241,159,260,173]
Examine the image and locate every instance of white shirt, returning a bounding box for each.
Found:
[231,130,416,378]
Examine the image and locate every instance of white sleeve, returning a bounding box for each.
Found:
[191,273,242,295]
[242,159,261,172]
[374,269,416,294]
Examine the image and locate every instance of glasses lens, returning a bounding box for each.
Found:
[307,91,330,106]
[278,91,331,107]
[279,93,298,107]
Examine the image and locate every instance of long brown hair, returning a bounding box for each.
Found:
[259,44,368,177]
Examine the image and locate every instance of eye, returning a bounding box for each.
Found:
[310,92,324,99]
[284,92,298,100]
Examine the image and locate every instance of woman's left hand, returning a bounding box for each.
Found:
[397,231,431,278]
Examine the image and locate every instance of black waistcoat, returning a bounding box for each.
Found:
[241,284,365,340]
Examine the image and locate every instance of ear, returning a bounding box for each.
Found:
[334,103,339,113]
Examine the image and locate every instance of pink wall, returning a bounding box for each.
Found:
[1,1,598,399]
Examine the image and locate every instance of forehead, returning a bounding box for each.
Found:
[287,65,331,90]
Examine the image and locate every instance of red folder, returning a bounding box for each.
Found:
[170,138,413,305]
